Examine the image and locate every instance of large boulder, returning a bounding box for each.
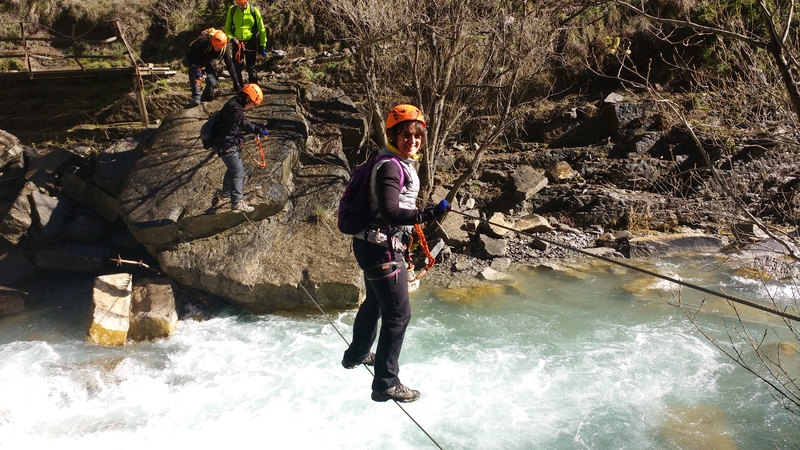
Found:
[118,81,366,313]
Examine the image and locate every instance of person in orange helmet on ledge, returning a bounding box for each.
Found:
[341,104,450,403]
[185,28,240,106]
[207,83,269,213]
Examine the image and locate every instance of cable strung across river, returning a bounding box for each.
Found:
[447,209,800,323]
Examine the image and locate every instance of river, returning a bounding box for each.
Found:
[0,254,797,449]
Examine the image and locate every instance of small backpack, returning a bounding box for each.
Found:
[337,152,405,235]
[188,27,219,50]
[200,113,218,149]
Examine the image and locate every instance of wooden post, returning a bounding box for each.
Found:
[20,22,32,79]
[115,21,149,127]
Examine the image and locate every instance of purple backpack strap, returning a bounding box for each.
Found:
[379,156,405,187]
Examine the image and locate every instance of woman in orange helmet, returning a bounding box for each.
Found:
[208,83,268,212]
[341,104,449,403]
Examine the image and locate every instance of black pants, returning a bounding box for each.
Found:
[344,237,411,392]
[232,37,258,86]
[188,64,219,102]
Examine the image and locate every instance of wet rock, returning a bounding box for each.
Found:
[545,160,575,183]
[432,205,470,248]
[89,273,132,346]
[731,222,770,242]
[510,165,547,201]
[61,212,110,245]
[0,249,32,285]
[529,237,549,252]
[486,212,512,237]
[660,404,736,450]
[60,169,120,223]
[628,233,727,258]
[490,257,511,271]
[479,234,507,258]
[129,278,178,341]
[514,214,553,233]
[0,181,34,245]
[31,189,69,237]
[480,266,512,281]
[94,133,149,196]
[0,129,23,169]
[34,244,117,272]
[0,286,26,316]
[453,256,475,272]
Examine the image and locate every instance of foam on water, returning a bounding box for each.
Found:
[0,257,798,448]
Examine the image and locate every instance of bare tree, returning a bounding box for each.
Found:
[321,0,572,200]
[590,0,800,418]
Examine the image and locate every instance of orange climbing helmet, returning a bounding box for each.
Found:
[242,83,263,105]
[386,104,426,130]
[210,30,228,51]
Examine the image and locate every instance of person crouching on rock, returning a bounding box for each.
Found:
[209,83,269,213]
[341,104,450,403]
[185,29,240,106]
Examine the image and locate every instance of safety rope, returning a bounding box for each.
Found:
[237,212,444,449]
[252,135,267,168]
[408,223,435,282]
[233,40,245,64]
[447,209,800,322]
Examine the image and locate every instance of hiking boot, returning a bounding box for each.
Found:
[342,352,375,369]
[371,383,420,403]
[231,201,254,213]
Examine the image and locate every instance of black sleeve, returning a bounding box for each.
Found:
[186,41,204,71]
[234,104,263,135]
[375,162,435,226]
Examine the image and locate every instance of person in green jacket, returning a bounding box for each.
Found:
[225,0,267,87]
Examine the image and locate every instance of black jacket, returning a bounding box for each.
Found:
[186,37,239,88]
[212,96,264,150]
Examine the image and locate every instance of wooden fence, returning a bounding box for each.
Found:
[0,21,174,126]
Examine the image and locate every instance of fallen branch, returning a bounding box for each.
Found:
[111,254,161,275]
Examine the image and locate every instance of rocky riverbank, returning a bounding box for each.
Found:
[1,69,798,322]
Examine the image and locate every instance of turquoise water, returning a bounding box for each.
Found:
[0,256,798,448]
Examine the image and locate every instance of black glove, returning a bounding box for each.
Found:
[434,199,450,218]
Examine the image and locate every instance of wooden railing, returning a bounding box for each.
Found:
[0,21,168,126]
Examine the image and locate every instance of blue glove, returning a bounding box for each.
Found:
[194,69,202,79]
[260,129,269,136]
[434,199,450,217]
[259,46,267,57]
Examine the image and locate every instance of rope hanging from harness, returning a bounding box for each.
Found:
[233,40,245,64]
[407,224,435,282]
[252,135,266,168]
